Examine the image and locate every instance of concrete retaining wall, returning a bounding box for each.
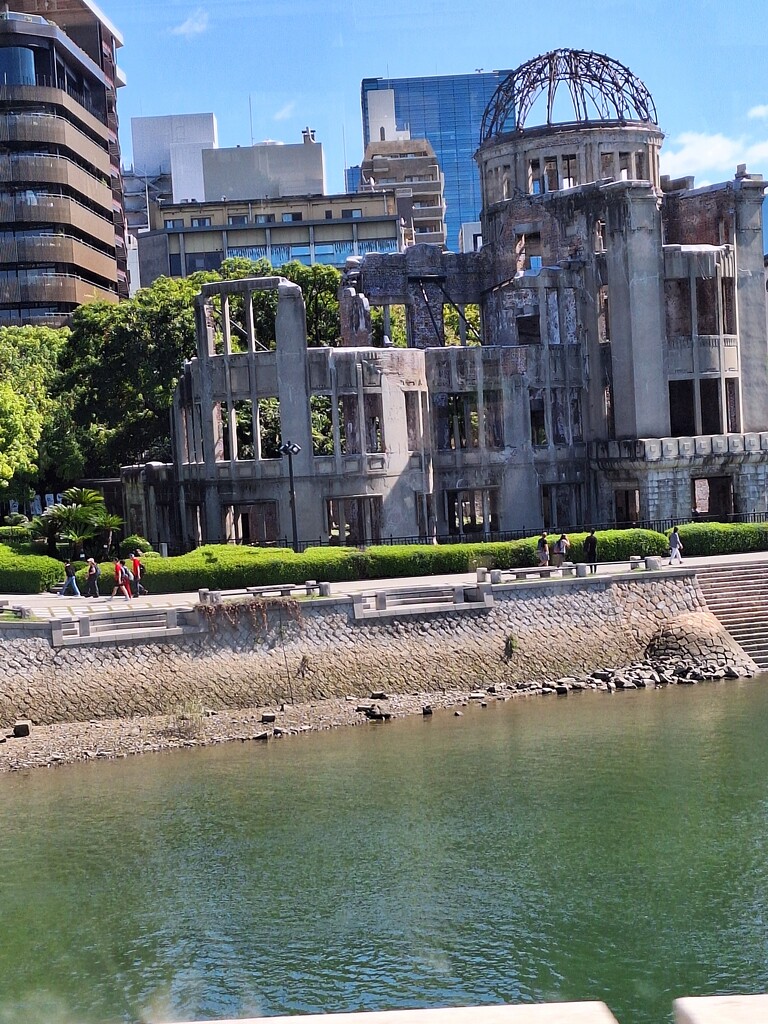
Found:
[0,572,751,727]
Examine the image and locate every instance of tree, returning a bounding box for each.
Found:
[0,325,67,488]
[39,486,122,558]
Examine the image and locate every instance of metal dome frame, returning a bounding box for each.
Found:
[480,49,658,142]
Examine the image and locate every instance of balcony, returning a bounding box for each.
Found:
[0,85,109,135]
[0,112,110,175]
[0,273,117,306]
[0,233,118,282]
[0,153,112,211]
[0,194,116,248]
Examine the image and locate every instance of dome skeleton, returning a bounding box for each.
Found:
[480,48,658,142]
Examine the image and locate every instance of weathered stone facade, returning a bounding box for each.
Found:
[125,49,768,550]
[0,574,753,727]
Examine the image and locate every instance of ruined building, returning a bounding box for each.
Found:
[125,49,768,550]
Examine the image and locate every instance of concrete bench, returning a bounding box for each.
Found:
[511,564,577,580]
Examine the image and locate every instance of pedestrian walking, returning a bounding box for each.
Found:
[84,557,101,598]
[60,559,80,597]
[130,550,147,597]
[552,533,570,568]
[584,529,598,574]
[536,531,549,566]
[669,526,684,565]
[110,557,132,600]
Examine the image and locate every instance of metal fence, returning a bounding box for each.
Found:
[264,510,768,554]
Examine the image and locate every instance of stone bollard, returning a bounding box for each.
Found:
[645,556,663,571]
[318,582,332,597]
[630,555,642,570]
[476,567,488,583]
[305,579,317,595]
[490,569,502,584]
[576,563,588,578]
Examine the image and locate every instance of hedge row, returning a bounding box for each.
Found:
[0,545,62,594]
[673,521,768,557]
[70,529,668,595]
[10,522,768,595]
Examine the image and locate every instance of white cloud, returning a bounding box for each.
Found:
[273,101,296,122]
[660,132,743,179]
[748,105,768,120]
[171,8,209,38]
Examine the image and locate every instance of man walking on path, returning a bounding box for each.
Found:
[584,530,598,574]
[669,526,684,565]
[130,551,147,597]
[536,531,549,566]
[60,560,80,597]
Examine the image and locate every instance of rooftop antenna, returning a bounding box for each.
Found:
[248,94,254,146]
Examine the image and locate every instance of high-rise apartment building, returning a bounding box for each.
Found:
[358,72,512,250]
[0,1,127,325]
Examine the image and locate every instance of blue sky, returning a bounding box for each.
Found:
[107,0,768,195]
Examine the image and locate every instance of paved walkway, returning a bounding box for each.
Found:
[3,549,767,623]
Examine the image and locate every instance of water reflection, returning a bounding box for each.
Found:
[0,680,767,1024]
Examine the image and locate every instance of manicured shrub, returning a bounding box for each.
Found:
[0,526,32,545]
[0,544,62,593]
[119,534,154,557]
[674,521,768,557]
[565,529,669,563]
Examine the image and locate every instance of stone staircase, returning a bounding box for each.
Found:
[696,563,768,668]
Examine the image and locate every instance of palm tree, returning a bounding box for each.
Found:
[40,488,123,559]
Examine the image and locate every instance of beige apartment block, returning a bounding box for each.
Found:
[0,1,127,324]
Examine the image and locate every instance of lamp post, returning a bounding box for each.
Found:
[279,442,301,552]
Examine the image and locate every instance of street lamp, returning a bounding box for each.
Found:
[279,441,302,552]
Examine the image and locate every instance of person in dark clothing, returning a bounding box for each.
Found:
[84,557,101,598]
[60,560,80,597]
[584,529,598,574]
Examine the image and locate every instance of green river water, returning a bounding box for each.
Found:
[1,679,768,1024]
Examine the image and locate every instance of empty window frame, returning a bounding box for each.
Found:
[404,390,422,452]
[600,151,614,179]
[544,157,558,192]
[725,378,740,432]
[326,496,382,546]
[257,397,281,459]
[484,389,504,448]
[515,232,542,272]
[598,285,610,343]
[669,379,696,435]
[614,488,640,525]
[551,388,568,444]
[699,378,722,434]
[529,389,547,446]
[696,278,719,335]
[516,307,541,344]
[561,153,578,189]
[721,277,736,334]
[233,400,254,459]
[446,488,498,536]
[310,395,333,456]
[618,152,631,180]
[635,150,647,180]
[664,278,692,337]
[363,393,384,453]
[528,158,542,194]
[337,394,360,455]
[434,392,479,451]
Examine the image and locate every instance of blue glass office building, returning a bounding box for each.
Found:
[360,72,513,250]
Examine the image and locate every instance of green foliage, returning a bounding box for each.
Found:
[565,529,669,562]
[0,543,61,593]
[0,325,67,488]
[674,521,768,556]
[119,534,154,558]
[0,526,32,545]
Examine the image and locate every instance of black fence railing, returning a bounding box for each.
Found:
[263,510,768,555]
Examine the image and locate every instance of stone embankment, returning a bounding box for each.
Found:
[0,571,757,771]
